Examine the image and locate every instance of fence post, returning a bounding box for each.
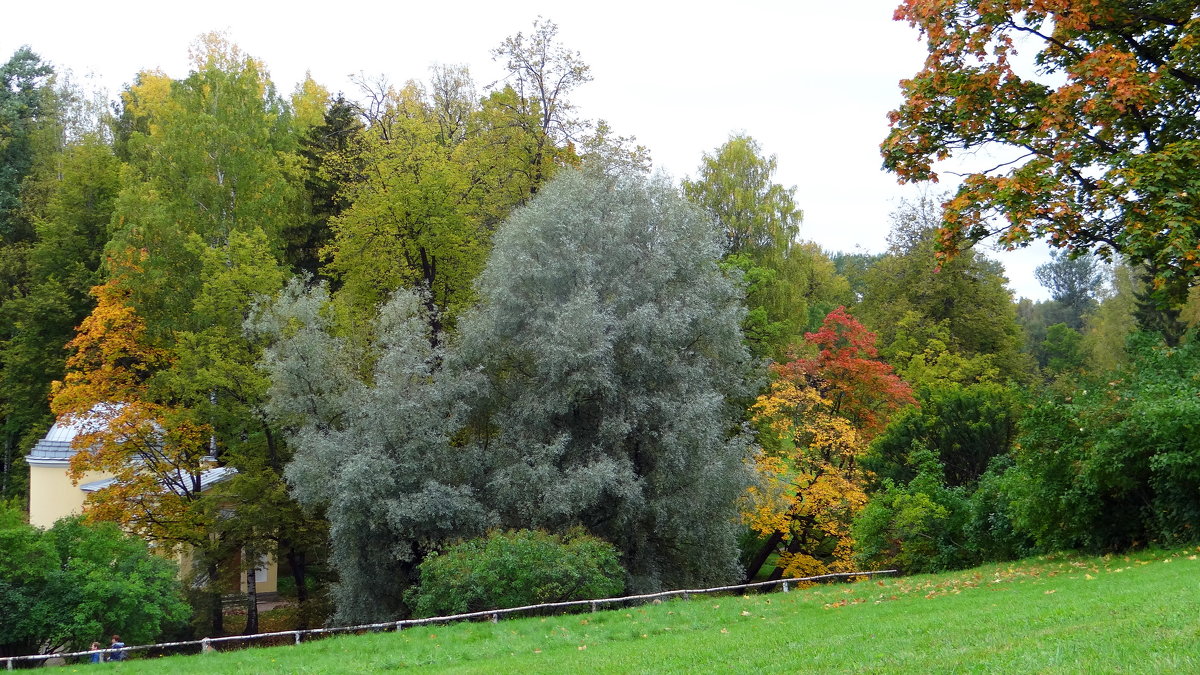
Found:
[590,601,597,613]
[294,631,301,645]
[782,581,789,593]
[490,614,498,624]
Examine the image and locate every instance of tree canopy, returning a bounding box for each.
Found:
[258,168,756,620]
[683,134,848,358]
[461,169,756,593]
[884,1,1200,323]
[0,505,189,659]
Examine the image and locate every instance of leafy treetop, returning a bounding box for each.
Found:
[884,1,1200,311]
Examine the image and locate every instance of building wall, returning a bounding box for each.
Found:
[237,550,279,595]
[27,462,109,529]
[180,542,280,594]
[28,459,278,594]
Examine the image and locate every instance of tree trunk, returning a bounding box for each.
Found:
[208,561,224,636]
[743,530,784,583]
[285,547,309,629]
[768,531,809,580]
[244,564,259,636]
[1,425,11,497]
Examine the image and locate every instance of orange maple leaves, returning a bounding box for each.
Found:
[885,0,1200,303]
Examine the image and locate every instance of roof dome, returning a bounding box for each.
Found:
[27,403,124,462]
[41,417,89,444]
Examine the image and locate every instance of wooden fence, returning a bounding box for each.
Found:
[2,569,897,669]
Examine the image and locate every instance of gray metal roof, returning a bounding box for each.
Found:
[78,467,236,494]
[27,403,124,463]
[28,404,234,494]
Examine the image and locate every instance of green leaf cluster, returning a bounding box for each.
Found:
[1005,334,1200,551]
[0,506,190,658]
[407,528,623,618]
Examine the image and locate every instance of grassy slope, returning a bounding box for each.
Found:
[98,548,1200,674]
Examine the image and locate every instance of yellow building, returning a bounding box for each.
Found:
[27,414,277,594]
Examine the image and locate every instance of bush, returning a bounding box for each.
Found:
[853,448,973,574]
[963,457,1033,562]
[0,509,191,658]
[855,451,1033,575]
[407,529,624,618]
[1006,334,1200,551]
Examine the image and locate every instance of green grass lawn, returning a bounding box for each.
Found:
[82,547,1200,673]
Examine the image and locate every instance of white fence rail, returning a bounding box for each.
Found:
[2,569,897,669]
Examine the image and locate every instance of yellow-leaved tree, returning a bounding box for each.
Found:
[51,260,216,547]
[743,307,914,581]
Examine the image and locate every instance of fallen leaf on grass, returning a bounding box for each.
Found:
[1044,590,1057,595]
[741,611,751,616]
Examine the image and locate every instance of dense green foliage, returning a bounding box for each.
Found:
[865,382,1021,489]
[855,331,1200,574]
[0,506,190,658]
[853,451,1031,574]
[0,47,61,503]
[407,529,623,618]
[856,196,1028,383]
[1006,335,1200,552]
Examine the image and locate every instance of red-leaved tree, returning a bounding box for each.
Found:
[743,307,914,581]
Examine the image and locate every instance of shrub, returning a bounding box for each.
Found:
[407,529,624,618]
[0,509,190,658]
[855,451,1033,575]
[1006,334,1200,551]
[853,448,973,574]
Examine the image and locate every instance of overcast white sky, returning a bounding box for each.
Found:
[3,1,1052,299]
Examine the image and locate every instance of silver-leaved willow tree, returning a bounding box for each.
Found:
[252,169,757,623]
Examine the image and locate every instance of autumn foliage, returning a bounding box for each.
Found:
[50,269,214,547]
[744,307,914,580]
[883,1,1200,314]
